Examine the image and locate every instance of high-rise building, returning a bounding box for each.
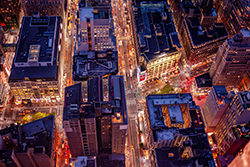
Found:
[145,94,215,167]
[8,16,62,103]
[77,7,116,52]
[215,91,250,154]
[0,0,20,30]
[170,0,228,77]
[134,1,182,83]
[0,115,57,167]
[210,28,250,87]
[86,76,128,154]
[202,86,235,129]
[63,83,85,158]
[108,76,128,154]
[21,0,66,17]
[192,73,213,97]
[215,0,250,35]
[63,75,128,163]
[73,6,118,81]
[81,104,99,156]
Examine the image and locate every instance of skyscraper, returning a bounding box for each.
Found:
[145,94,215,167]
[210,28,250,87]
[8,16,62,103]
[73,5,118,81]
[87,76,128,155]
[134,1,182,82]
[214,91,250,154]
[170,0,228,77]
[63,83,85,158]
[215,0,250,35]
[63,75,128,164]
[0,115,56,167]
[202,86,235,129]
[21,0,65,17]
[77,7,116,52]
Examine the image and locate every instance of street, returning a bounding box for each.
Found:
[111,0,145,166]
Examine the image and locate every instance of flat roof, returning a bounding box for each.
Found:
[147,94,193,129]
[80,7,94,21]
[195,73,212,88]
[63,83,82,120]
[73,51,118,81]
[213,86,228,98]
[22,115,54,139]
[242,27,250,38]
[109,75,128,124]
[87,77,103,102]
[9,16,60,82]
[135,1,181,61]
[154,128,215,166]
[185,18,228,47]
[168,105,184,124]
[21,115,55,156]
[155,148,196,167]
[154,128,178,142]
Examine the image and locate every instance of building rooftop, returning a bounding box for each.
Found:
[154,127,215,167]
[80,7,94,21]
[74,156,96,167]
[73,51,118,81]
[65,75,127,124]
[168,105,184,124]
[195,73,213,88]
[87,76,103,102]
[9,16,61,82]
[63,83,82,120]
[135,1,181,61]
[153,128,178,142]
[21,115,55,156]
[0,115,55,158]
[180,0,228,47]
[79,7,110,21]
[146,93,204,137]
[97,154,125,167]
[213,86,228,99]
[235,91,250,124]
[146,94,194,129]
[232,124,250,139]
[147,93,215,166]
[185,18,228,46]
[242,27,250,38]
[109,76,128,124]
[155,148,194,167]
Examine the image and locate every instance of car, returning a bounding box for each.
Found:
[19,111,25,116]
[25,110,31,114]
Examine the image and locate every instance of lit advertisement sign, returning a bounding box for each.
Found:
[137,67,147,85]
[139,73,146,82]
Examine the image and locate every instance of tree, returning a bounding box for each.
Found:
[20,112,53,124]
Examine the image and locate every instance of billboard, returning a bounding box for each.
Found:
[137,67,147,86]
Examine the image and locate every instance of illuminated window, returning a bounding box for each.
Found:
[168,153,174,157]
